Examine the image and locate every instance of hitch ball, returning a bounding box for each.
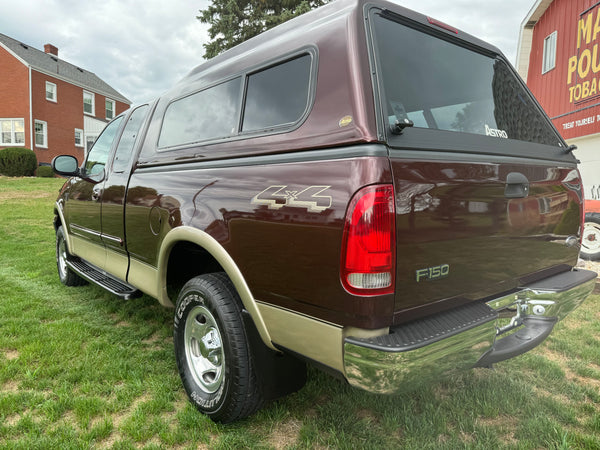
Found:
[532,305,546,316]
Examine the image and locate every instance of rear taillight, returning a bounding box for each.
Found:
[341,185,395,296]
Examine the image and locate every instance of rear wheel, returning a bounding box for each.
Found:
[56,226,87,286]
[581,217,600,261]
[174,273,263,423]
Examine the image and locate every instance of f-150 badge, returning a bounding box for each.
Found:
[416,264,450,282]
[251,185,332,212]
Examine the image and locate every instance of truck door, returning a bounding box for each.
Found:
[66,116,124,269]
[100,104,150,280]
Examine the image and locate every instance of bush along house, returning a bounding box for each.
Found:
[0,33,130,166]
[518,0,600,260]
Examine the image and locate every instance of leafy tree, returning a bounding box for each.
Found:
[451,102,488,134]
[198,0,330,59]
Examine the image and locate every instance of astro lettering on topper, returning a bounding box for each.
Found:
[485,124,508,139]
[251,185,332,212]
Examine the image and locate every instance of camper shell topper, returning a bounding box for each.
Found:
[51,0,595,423]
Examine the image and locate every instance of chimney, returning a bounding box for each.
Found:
[44,44,58,57]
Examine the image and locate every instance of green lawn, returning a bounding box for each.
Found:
[1,176,599,449]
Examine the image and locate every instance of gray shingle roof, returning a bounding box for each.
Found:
[0,33,130,104]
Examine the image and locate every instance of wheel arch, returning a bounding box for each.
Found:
[54,200,73,252]
[158,226,275,350]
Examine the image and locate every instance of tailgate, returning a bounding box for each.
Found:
[390,155,582,320]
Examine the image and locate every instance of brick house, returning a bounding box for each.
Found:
[0,33,131,166]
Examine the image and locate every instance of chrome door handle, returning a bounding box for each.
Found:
[92,187,102,202]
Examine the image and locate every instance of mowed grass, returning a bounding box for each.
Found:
[1,176,600,449]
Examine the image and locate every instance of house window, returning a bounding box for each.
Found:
[34,120,48,148]
[83,91,95,115]
[86,135,96,152]
[0,119,25,145]
[75,128,84,147]
[46,82,57,102]
[542,31,557,74]
[106,98,116,120]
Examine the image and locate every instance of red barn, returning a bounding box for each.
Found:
[518,0,600,201]
[0,33,130,166]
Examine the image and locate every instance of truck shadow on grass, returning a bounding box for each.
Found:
[89,289,600,448]
[2,275,599,449]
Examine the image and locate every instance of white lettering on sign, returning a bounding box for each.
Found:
[561,115,598,130]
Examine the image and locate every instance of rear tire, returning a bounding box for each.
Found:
[56,226,87,286]
[174,273,263,423]
[581,217,600,261]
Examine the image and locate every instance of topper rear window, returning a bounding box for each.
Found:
[371,12,562,146]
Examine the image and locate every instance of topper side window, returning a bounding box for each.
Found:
[158,78,242,149]
[242,54,312,132]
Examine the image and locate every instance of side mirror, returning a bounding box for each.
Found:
[52,155,79,177]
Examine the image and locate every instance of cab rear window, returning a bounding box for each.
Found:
[372,12,562,147]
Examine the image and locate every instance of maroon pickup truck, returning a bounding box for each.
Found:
[52,0,596,423]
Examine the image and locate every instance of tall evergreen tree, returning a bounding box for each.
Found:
[198,0,330,59]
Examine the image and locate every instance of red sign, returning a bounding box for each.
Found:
[526,0,600,140]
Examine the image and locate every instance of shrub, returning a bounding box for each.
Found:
[36,165,55,178]
[0,147,37,177]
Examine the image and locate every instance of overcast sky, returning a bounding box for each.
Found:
[1,0,534,105]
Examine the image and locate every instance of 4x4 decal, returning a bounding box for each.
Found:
[251,185,332,212]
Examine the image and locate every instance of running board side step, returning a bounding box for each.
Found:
[66,257,142,300]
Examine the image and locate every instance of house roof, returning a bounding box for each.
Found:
[0,33,130,104]
[516,0,554,80]
[521,0,554,28]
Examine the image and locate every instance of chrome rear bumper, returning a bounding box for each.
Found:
[343,269,596,394]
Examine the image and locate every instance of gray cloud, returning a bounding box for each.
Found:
[1,0,532,104]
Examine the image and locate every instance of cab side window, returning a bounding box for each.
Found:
[112,105,149,173]
[85,116,124,176]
